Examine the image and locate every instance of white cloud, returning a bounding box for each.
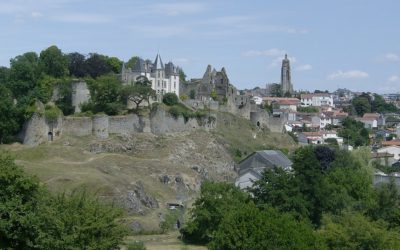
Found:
[296,64,313,71]
[388,75,400,82]
[327,70,369,80]
[211,15,253,25]
[31,12,43,18]
[130,25,188,38]
[243,49,286,57]
[52,13,112,24]
[384,53,400,62]
[147,2,205,16]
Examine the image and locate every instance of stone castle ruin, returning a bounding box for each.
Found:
[22,61,287,145]
[20,105,216,146]
[180,65,288,131]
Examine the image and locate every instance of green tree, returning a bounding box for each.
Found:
[55,80,74,116]
[352,93,372,116]
[67,52,87,78]
[318,212,400,250]
[178,68,187,82]
[0,86,19,143]
[181,181,249,244]
[107,56,123,74]
[368,179,400,228]
[0,66,10,85]
[0,152,43,249]
[121,76,155,112]
[87,75,123,115]
[126,56,139,70]
[39,45,69,78]
[35,190,127,249]
[209,203,323,250]
[189,89,196,100]
[86,53,111,78]
[163,93,179,106]
[0,152,128,249]
[9,52,39,98]
[251,167,309,220]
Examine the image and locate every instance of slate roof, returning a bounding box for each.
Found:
[133,58,146,72]
[154,54,164,70]
[238,150,292,175]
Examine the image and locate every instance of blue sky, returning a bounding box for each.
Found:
[0,0,399,93]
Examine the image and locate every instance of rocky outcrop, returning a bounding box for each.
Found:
[118,182,159,214]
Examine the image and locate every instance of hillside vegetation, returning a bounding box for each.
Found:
[1,111,295,234]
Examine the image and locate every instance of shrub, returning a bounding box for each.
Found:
[163,93,179,106]
[44,105,61,122]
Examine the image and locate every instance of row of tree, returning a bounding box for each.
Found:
[181,146,400,249]
[350,92,398,116]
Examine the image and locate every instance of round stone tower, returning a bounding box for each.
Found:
[92,115,109,139]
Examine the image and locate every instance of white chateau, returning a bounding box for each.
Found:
[121,54,180,98]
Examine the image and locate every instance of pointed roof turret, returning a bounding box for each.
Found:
[154,54,164,70]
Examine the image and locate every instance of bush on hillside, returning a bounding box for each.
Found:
[0,152,128,249]
[163,93,179,106]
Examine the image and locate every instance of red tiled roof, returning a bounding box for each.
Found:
[363,113,380,119]
[382,140,400,146]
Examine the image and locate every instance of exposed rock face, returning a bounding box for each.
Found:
[118,182,159,214]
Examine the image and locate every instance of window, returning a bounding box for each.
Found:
[158,80,160,87]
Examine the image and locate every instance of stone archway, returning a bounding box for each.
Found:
[48,132,53,142]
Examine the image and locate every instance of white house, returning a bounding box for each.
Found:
[263,97,300,111]
[356,117,378,129]
[301,93,334,107]
[121,54,180,99]
[311,113,332,129]
[251,96,263,105]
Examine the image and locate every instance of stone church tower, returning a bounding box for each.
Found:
[281,54,293,94]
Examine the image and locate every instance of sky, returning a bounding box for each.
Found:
[0,0,399,93]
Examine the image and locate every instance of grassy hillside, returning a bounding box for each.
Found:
[213,111,296,162]
[0,110,296,233]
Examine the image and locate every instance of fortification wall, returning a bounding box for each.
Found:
[150,108,199,135]
[93,115,109,139]
[265,114,287,133]
[109,114,143,134]
[72,81,90,113]
[21,113,63,146]
[22,106,217,145]
[62,117,93,136]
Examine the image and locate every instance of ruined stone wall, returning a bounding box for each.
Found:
[21,113,63,146]
[93,115,109,139]
[265,114,287,133]
[72,81,91,113]
[63,117,93,136]
[150,108,199,134]
[108,114,143,134]
[22,107,217,145]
